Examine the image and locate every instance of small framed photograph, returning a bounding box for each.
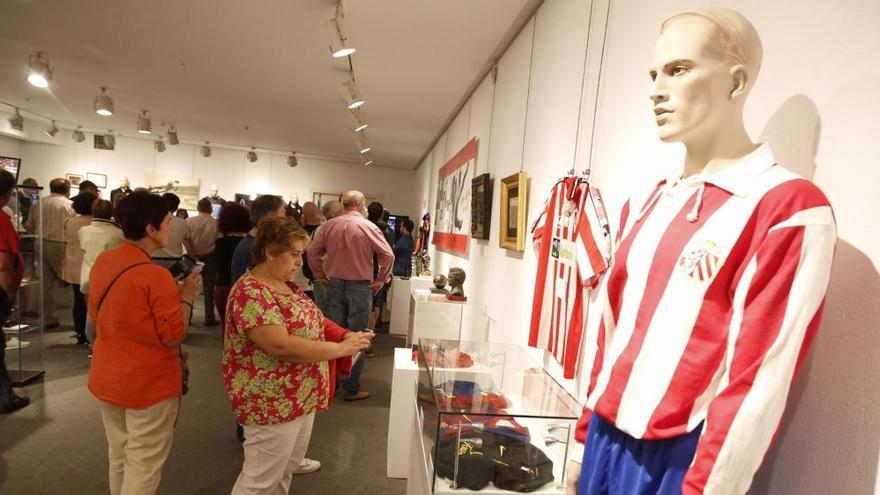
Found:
[66,173,83,187]
[499,172,528,251]
[470,173,493,240]
[86,172,107,188]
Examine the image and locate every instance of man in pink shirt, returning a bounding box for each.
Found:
[308,190,394,401]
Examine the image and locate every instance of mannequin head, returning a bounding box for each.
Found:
[119,176,130,189]
[650,8,762,146]
[210,184,219,198]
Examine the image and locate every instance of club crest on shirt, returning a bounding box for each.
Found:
[678,240,723,282]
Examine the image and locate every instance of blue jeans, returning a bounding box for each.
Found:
[325,279,371,395]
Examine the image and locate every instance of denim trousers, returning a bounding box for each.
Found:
[324,279,371,395]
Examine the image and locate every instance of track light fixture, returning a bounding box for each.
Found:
[361,153,373,166]
[247,148,258,163]
[45,120,59,138]
[288,153,298,168]
[94,87,114,116]
[327,4,356,58]
[201,142,212,158]
[344,78,364,109]
[167,126,179,145]
[7,108,23,131]
[72,127,85,143]
[154,138,166,153]
[27,52,53,88]
[137,111,152,134]
[356,135,371,154]
[349,109,368,132]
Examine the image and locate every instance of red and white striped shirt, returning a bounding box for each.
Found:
[529,177,610,378]
[574,145,836,495]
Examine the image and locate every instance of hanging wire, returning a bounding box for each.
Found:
[519,14,539,173]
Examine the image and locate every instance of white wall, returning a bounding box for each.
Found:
[415,0,880,493]
[0,134,23,159]
[8,132,418,217]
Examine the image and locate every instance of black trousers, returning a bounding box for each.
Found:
[72,284,87,341]
[0,296,15,405]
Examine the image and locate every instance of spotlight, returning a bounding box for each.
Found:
[7,108,23,131]
[327,10,356,58]
[349,109,368,132]
[288,153,298,168]
[137,110,152,134]
[247,148,258,163]
[356,135,371,154]
[201,142,212,158]
[167,126,179,145]
[72,127,85,143]
[94,87,114,116]
[361,153,373,166]
[154,139,166,152]
[344,78,364,109]
[45,120,59,138]
[27,52,53,88]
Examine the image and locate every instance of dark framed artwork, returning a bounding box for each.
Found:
[499,172,528,251]
[470,173,493,240]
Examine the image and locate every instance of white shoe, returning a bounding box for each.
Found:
[5,337,31,350]
[291,458,321,475]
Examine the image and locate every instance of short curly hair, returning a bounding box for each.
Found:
[115,191,169,240]
[251,216,310,265]
[217,202,252,235]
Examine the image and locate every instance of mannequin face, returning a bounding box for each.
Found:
[210,184,219,197]
[649,20,738,145]
[120,176,130,189]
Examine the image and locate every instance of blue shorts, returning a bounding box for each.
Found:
[578,412,702,495]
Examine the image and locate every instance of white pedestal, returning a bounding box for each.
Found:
[407,398,432,495]
[389,276,434,336]
[388,347,420,479]
[406,289,487,347]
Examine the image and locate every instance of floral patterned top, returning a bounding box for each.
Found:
[222,274,330,425]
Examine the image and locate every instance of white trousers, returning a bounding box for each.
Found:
[100,397,179,495]
[231,412,315,495]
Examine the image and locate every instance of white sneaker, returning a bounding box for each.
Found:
[291,458,321,475]
[5,337,31,350]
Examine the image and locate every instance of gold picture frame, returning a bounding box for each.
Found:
[499,172,528,251]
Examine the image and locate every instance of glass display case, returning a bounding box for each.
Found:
[415,339,581,494]
[3,183,45,386]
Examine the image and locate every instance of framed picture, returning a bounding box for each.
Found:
[145,173,200,210]
[499,172,528,251]
[66,173,83,187]
[470,173,493,240]
[0,157,21,183]
[87,172,107,188]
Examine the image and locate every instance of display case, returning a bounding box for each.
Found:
[414,339,581,494]
[407,289,487,347]
[2,183,45,386]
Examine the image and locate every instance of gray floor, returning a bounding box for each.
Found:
[0,296,408,495]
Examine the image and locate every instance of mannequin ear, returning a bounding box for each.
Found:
[729,65,749,99]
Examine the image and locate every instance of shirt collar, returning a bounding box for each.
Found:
[669,143,777,197]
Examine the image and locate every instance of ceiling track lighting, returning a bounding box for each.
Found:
[288,153,298,168]
[327,4,356,58]
[45,120,59,138]
[72,126,85,143]
[94,87,114,116]
[247,148,258,163]
[167,126,179,145]
[137,110,152,134]
[27,51,53,88]
[154,138,166,153]
[356,135,371,154]
[361,152,373,166]
[344,78,364,109]
[7,108,24,131]
[201,142,212,158]
[349,109,368,132]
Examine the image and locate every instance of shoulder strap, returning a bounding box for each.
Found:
[96,262,152,316]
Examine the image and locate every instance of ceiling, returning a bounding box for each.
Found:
[0,0,541,169]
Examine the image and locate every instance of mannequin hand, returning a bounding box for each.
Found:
[566,460,581,495]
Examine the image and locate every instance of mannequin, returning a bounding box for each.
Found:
[109,176,131,203]
[202,184,226,219]
[566,9,836,495]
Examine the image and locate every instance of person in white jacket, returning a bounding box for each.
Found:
[78,199,124,346]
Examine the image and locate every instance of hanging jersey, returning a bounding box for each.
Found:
[528,177,610,378]
[573,145,837,495]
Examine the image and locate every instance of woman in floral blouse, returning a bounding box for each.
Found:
[223,216,372,495]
